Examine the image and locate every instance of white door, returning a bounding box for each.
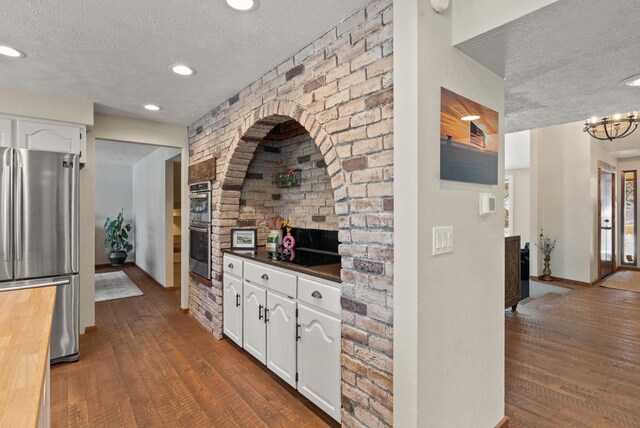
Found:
[0,119,12,148]
[297,304,342,422]
[17,120,81,154]
[223,276,243,347]
[243,281,267,364]
[266,291,297,387]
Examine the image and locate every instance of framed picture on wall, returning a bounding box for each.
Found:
[230,229,257,252]
[504,175,513,237]
[440,87,499,185]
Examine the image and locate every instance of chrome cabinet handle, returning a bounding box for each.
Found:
[228,263,234,269]
[311,291,323,299]
[235,293,240,307]
[258,304,263,320]
[261,274,269,280]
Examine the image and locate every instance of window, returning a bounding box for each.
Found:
[622,170,637,266]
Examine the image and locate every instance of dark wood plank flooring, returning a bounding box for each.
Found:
[51,265,333,428]
[506,284,640,427]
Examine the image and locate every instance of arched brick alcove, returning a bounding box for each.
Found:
[189,2,394,424]
[214,99,346,253]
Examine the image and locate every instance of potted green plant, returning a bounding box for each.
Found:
[104,211,134,267]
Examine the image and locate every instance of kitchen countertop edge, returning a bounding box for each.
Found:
[0,285,56,428]
[222,248,342,283]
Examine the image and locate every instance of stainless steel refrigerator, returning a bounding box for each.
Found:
[0,148,79,364]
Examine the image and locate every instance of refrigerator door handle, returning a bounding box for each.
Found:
[69,154,79,273]
[0,279,70,292]
[15,154,22,261]
[2,151,10,262]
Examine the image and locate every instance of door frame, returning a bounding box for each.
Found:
[598,160,617,279]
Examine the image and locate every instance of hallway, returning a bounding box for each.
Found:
[51,265,334,427]
[506,283,640,427]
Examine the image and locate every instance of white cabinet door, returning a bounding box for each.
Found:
[0,119,12,148]
[243,281,267,364]
[266,291,297,387]
[297,304,342,422]
[298,304,341,422]
[17,120,81,154]
[223,275,243,347]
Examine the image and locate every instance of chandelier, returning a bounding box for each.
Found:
[584,112,639,141]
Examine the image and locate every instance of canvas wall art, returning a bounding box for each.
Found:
[440,87,499,185]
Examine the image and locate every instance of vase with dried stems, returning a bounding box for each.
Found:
[536,229,557,281]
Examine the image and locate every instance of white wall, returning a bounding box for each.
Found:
[95,162,134,265]
[452,0,559,45]
[394,0,419,424]
[395,1,506,426]
[132,148,181,286]
[530,122,591,282]
[506,168,531,246]
[505,130,530,170]
[0,86,93,126]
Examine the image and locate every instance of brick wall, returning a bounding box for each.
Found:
[240,132,339,244]
[188,0,393,426]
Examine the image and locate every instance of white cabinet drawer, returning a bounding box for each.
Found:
[244,262,297,298]
[223,255,243,278]
[298,277,341,317]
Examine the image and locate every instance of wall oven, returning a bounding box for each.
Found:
[189,182,212,279]
[189,224,211,279]
[189,181,211,224]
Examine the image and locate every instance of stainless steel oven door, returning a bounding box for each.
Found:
[189,192,210,224]
[189,224,211,279]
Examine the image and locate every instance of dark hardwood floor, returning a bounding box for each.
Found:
[51,265,333,428]
[506,284,640,427]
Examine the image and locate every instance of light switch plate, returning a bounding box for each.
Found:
[433,226,454,255]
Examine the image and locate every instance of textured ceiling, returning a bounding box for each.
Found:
[96,139,160,166]
[456,0,640,133]
[0,0,369,125]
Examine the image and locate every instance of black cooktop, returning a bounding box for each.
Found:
[274,228,340,267]
[289,248,341,267]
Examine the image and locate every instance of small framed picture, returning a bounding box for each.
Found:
[230,229,257,252]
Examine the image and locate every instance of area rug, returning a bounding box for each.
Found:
[95,271,144,302]
[600,270,640,293]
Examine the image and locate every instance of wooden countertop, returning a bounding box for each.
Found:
[223,249,342,283]
[0,286,56,428]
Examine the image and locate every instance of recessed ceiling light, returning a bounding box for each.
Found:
[461,115,480,121]
[623,74,640,87]
[0,45,25,58]
[171,64,196,76]
[144,104,162,111]
[226,0,254,11]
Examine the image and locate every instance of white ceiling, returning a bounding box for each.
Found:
[601,130,640,159]
[456,0,640,133]
[0,0,369,125]
[96,139,160,165]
